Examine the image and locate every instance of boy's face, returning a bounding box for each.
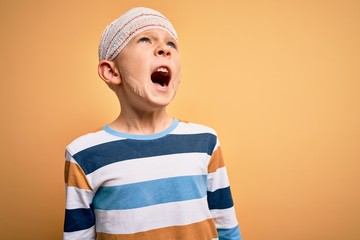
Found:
[113,29,181,109]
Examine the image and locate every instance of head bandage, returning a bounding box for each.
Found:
[98,7,178,61]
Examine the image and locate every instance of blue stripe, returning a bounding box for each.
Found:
[93,175,208,210]
[64,204,95,232]
[73,133,217,174]
[103,119,179,140]
[207,187,234,210]
[218,225,242,240]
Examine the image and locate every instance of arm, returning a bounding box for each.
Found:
[207,144,242,240]
[64,150,96,240]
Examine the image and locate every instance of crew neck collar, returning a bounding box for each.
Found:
[103,118,179,140]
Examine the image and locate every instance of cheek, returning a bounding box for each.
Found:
[171,70,181,91]
[174,64,182,83]
[172,58,181,78]
[120,59,148,81]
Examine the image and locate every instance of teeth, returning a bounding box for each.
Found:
[156,67,168,73]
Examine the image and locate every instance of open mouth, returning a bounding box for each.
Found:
[151,67,171,87]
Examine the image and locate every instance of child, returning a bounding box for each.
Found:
[64,7,241,240]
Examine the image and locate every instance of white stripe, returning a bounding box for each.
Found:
[88,152,210,187]
[173,122,217,135]
[65,186,94,209]
[95,196,213,234]
[214,140,220,151]
[65,153,79,164]
[67,130,121,155]
[210,207,239,229]
[63,226,95,240]
[207,166,230,192]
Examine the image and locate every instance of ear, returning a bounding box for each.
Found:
[98,60,121,85]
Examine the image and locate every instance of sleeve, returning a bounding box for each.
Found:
[207,141,242,240]
[64,149,96,240]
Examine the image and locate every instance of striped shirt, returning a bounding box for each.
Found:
[64,119,241,240]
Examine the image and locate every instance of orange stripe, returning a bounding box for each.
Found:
[208,146,225,173]
[64,161,92,190]
[96,218,218,240]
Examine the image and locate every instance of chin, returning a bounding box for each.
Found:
[147,92,177,108]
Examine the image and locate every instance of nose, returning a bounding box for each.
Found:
[155,43,171,58]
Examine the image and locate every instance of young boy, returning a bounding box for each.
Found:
[64,7,241,240]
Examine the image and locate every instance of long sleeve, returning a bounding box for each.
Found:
[207,144,242,240]
[64,149,96,240]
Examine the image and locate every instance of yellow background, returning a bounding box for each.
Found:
[1,0,359,239]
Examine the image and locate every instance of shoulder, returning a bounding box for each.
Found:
[174,119,218,136]
[66,128,120,156]
[173,120,220,153]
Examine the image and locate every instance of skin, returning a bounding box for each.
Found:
[98,29,182,135]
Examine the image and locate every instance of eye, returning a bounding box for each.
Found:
[139,37,151,44]
[167,41,177,49]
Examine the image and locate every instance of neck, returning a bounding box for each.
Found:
[109,108,173,135]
